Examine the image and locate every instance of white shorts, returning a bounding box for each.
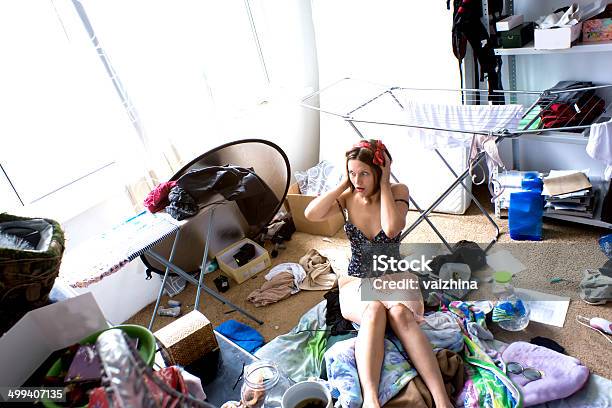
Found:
[338,273,425,323]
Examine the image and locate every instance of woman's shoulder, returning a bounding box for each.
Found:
[338,188,351,207]
[390,183,409,197]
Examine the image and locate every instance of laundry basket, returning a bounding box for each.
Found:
[0,213,65,334]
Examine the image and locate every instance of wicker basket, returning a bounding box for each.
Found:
[154,310,219,367]
[0,213,65,334]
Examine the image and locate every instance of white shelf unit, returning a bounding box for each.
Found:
[495,40,612,56]
[517,131,590,145]
[488,0,612,230]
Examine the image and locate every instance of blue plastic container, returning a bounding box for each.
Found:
[508,172,544,241]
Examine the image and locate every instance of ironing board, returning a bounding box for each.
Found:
[58,209,263,330]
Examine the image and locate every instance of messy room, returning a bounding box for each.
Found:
[2,1,612,407]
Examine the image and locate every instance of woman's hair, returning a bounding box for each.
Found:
[345,139,392,193]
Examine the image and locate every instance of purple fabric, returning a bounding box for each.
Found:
[501,341,590,407]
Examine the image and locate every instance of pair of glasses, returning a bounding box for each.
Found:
[506,362,543,381]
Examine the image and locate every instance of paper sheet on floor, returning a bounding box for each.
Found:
[514,288,570,327]
[486,249,526,275]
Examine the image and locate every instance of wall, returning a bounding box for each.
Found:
[312,1,462,168]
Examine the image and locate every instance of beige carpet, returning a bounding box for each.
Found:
[128,186,612,379]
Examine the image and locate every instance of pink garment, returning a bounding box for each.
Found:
[143,181,177,213]
[501,341,589,407]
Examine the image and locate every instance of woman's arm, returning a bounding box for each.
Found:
[304,176,350,222]
[379,154,409,237]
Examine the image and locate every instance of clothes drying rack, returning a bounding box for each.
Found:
[301,78,612,252]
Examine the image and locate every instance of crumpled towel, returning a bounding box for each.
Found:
[420,312,464,353]
[385,349,465,408]
[265,262,306,294]
[215,320,264,353]
[143,181,177,213]
[325,336,418,408]
[579,268,612,304]
[247,271,295,307]
[299,248,337,291]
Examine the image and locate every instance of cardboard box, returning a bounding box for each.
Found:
[583,17,612,42]
[217,238,271,284]
[496,15,524,31]
[285,183,344,237]
[500,22,535,48]
[0,293,109,386]
[154,310,218,366]
[534,22,583,49]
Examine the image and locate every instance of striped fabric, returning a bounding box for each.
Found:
[59,211,180,288]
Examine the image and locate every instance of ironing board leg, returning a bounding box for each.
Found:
[433,148,500,251]
[145,250,264,325]
[148,228,182,330]
[194,208,216,311]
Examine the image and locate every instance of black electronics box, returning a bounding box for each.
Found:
[500,22,534,48]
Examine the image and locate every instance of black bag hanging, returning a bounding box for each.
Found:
[448,0,504,104]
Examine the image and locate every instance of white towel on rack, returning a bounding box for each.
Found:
[401,102,523,149]
[587,119,612,180]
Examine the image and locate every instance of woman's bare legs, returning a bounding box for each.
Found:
[387,304,454,408]
[343,301,386,408]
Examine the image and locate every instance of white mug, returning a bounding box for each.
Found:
[281,380,332,408]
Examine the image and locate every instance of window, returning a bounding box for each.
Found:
[0,0,138,219]
[0,0,271,220]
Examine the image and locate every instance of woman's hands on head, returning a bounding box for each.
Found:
[380,151,392,185]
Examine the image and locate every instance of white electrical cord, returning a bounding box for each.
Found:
[576,315,612,345]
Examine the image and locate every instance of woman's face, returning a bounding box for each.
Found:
[348,159,376,196]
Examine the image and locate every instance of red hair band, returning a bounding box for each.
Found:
[353,140,387,166]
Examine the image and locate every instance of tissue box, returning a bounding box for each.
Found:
[154,310,218,366]
[285,183,344,237]
[583,17,612,42]
[496,15,524,31]
[534,23,583,49]
[217,238,271,284]
[500,22,534,48]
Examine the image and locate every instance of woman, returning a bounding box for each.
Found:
[305,140,453,408]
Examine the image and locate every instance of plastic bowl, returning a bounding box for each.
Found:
[42,324,156,408]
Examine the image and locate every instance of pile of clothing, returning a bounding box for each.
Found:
[247,249,337,307]
[143,166,279,234]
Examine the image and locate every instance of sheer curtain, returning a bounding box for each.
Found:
[75,0,279,207]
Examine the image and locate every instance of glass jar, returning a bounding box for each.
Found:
[240,360,291,408]
[492,271,515,300]
[492,271,530,331]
